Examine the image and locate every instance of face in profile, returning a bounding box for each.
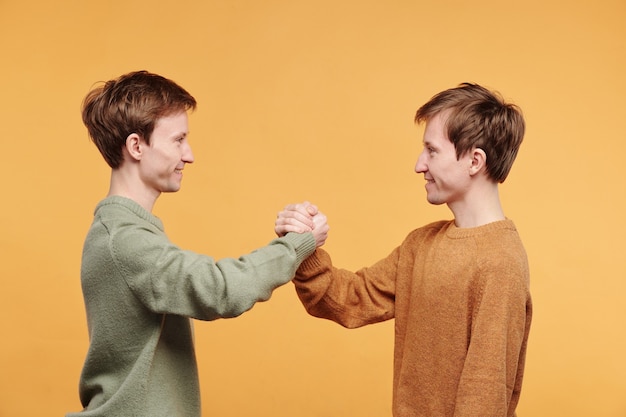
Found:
[414,112,473,206]
[138,111,194,195]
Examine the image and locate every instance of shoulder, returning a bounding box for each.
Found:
[92,197,165,244]
[473,222,530,291]
[402,219,453,245]
[405,219,452,239]
[91,197,173,267]
[473,220,527,266]
[388,220,454,261]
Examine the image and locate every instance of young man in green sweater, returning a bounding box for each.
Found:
[68,70,329,417]
[275,83,532,416]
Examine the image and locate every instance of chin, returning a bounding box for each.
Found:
[426,196,446,206]
[163,185,182,193]
[429,201,446,206]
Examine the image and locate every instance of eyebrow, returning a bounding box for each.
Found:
[171,131,188,139]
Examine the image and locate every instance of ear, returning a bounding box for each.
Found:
[468,147,487,177]
[125,133,143,162]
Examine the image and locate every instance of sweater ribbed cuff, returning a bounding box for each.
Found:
[280,232,317,265]
[296,248,324,273]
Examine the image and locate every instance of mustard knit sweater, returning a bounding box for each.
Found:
[294,219,532,417]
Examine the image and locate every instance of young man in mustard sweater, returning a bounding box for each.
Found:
[275,83,532,417]
[68,70,328,417]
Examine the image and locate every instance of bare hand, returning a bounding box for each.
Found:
[311,212,329,247]
[275,201,317,236]
[275,201,330,247]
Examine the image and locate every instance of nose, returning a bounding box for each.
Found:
[415,150,427,174]
[182,142,194,164]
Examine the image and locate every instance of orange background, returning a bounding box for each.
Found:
[1,1,625,416]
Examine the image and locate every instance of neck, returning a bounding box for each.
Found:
[108,169,159,212]
[448,182,505,228]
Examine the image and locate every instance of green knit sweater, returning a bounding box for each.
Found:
[68,196,316,417]
[294,219,532,417]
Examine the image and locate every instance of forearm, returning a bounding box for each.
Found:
[211,232,318,315]
[121,231,317,320]
[294,248,396,328]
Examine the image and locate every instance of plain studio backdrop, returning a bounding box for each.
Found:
[1,1,624,416]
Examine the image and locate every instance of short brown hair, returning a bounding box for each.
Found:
[82,70,197,168]
[414,83,525,183]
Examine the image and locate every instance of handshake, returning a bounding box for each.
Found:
[274,201,329,248]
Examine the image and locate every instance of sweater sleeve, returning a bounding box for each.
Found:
[453,265,532,417]
[110,227,316,321]
[293,247,397,328]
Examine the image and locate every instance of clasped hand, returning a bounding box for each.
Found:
[275,201,329,247]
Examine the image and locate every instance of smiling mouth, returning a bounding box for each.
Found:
[174,169,183,174]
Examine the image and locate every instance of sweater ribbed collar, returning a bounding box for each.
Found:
[95,195,164,231]
[445,218,516,239]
